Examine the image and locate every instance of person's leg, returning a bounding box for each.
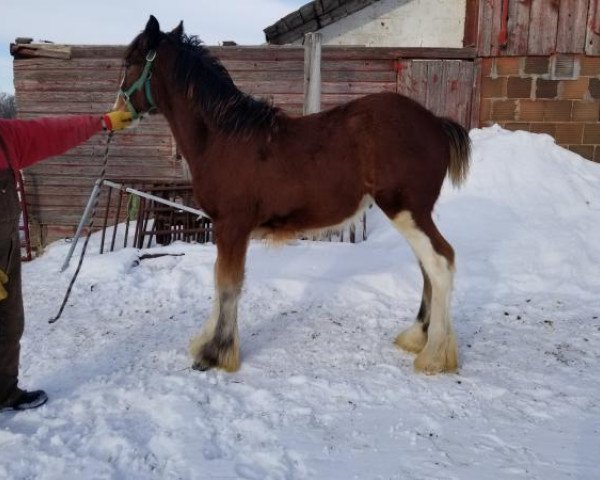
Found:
[0,217,24,405]
[0,171,47,411]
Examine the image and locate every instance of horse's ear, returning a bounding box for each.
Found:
[171,21,184,38]
[144,15,161,49]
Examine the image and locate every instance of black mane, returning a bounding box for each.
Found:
[167,34,280,135]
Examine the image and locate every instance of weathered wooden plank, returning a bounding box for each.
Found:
[413,61,430,107]
[18,103,122,114]
[310,93,366,105]
[463,0,480,47]
[16,91,119,103]
[15,44,476,63]
[320,82,396,95]
[586,0,600,55]
[426,61,446,117]
[233,81,304,95]
[395,60,412,98]
[557,0,589,53]
[26,164,180,178]
[459,61,476,127]
[27,193,112,208]
[225,62,304,74]
[528,0,560,55]
[38,157,178,169]
[470,58,483,129]
[23,174,183,188]
[478,0,496,56]
[69,45,126,58]
[397,60,428,107]
[490,0,506,55]
[27,212,111,226]
[506,0,532,55]
[209,46,304,61]
[14,79,122,93]
[15,69,125,82]
[11,43,72,59]
[321,60,399,72]
[321,70,397,82]
[321,47,478,60]
[443,61,463,124]
[62,144,173,158]
[14,58,122,70]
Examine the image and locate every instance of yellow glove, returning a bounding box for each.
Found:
[0,269,8,302]
[102,111,133,131]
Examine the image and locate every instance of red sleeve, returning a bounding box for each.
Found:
[0,115,103,170]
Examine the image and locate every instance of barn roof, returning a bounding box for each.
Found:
[264,0,382,45]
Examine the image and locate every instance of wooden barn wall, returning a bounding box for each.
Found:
[478,0,600,56]
[12,45,475,244]
[13,46,306,239]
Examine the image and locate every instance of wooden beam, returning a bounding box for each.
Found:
[463,0,480,48]
[11,43,72,60]
[321,47,478,60]
[303,32,322,115]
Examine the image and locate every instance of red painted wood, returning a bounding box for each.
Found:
[498,0,511,47]
[463,0,481,47]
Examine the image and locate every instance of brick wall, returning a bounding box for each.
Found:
[480,55,600,163]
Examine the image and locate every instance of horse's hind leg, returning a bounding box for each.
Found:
[395,263,431,353]
[392,211,458,373]
[189,222,250,372]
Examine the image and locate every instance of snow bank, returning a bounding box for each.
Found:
[1,127,599,479]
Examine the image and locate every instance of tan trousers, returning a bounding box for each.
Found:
[0,168,24,403]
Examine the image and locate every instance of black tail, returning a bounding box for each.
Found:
[441,118,471,187]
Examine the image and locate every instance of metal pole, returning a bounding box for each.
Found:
[102,180,208,217]
[60,178,103,272]
[60,179,210,272]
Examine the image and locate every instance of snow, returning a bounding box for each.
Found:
[1,126,600,479]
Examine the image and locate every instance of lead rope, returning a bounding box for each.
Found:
[49,131,114,324]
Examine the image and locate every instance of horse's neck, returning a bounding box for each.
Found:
[161,91,211,164]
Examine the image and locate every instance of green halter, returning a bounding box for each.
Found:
[119,50,157,119]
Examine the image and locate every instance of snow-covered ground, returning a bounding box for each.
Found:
[1,126,599,479]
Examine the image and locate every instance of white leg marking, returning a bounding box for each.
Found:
[392,212,458,373]
[189,296,219,359]
[394,321,427,353]
[189,288,241,372]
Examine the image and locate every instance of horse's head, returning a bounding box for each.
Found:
[115,15,184,118]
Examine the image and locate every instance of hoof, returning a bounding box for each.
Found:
[189,336,240,373]
[394,322,428,354]
[413,332,459,374]
[192,359,214,372]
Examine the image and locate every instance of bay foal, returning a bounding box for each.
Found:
[116,16,471,374]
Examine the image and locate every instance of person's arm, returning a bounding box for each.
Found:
[5,115,101,170]
[2,112,132,170]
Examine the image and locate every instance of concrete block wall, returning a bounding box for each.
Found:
[480,55,600,162]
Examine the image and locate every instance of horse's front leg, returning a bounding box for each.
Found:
[190,223,250,372]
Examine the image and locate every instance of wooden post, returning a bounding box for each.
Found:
[303,32,322,115]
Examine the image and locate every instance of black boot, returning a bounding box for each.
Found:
[0,388,48,412]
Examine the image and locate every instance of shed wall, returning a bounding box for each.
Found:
[289,0,466,48]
